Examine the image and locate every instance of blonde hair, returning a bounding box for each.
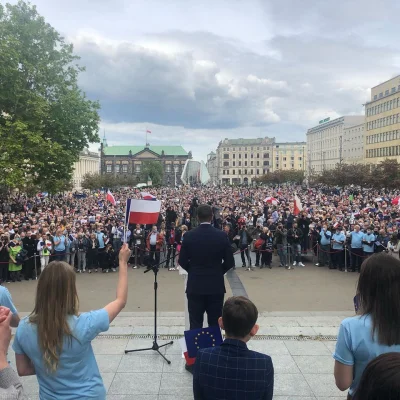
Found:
[29,261,79,373]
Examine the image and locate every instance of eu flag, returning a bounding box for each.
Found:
[184,326,223,358]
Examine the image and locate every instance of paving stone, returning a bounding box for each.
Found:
[293,355,334,374]
[117,354,164,373]
[274,374,314,397]
[312,327,340,336]
[92,339,129,355]
[19,375,39,395]
[102,372,116,392]
[304,373,344,397]
[95,355,123,373]
[272,355,300,374]
[159,372,194,396]
[299,317,342,327]
[108,373,162,395]
[106,396,158,400]
[275,326,317,336]
[284,341,331,356]
[100,327,134,335]
[247,340,290,355]
[323,341,337,353]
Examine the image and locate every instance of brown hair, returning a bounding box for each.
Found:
[358,253,400,345]
[29,261,79,372]
[354,353,400,400]
[222,296,258,338]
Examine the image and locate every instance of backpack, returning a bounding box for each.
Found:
[15,249,28,265]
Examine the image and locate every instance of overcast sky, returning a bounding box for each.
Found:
[20,0,400,160]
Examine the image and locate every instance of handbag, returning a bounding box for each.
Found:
[254,238,265,250]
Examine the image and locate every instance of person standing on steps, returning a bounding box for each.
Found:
[178,204,234,374]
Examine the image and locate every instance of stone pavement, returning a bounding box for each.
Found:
[9,311,352,400]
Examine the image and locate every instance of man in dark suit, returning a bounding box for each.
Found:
[193,296,274,400]
[178,203,234,332]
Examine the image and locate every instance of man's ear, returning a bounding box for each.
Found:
[218,317,224,330]
[249,324,259,337]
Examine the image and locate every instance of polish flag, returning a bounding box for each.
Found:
[125,199,161,225]
[140,192,157,201]
[106,190,116,206]
[293,194,302,216]
[146,130,151,134]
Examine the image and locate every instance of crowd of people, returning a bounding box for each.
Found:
[0,184,400,283]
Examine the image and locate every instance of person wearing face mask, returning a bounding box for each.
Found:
[331,226,346,271]
[146,225,164,266]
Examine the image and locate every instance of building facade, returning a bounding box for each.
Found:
[100,144,190,186]
[365,75,400,163]
[72,149,100,190]
[307,115,364,174]
[215,138,306,185]
[206,152,218,184]
[342,123,365,164]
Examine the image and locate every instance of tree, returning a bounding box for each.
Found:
[0,1,100,192]
[81,173,139,190]
[139,161,164,186]
[256,170,305,185]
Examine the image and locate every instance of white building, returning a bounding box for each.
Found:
[206,152,218,184]
[307,116,364,174]
[342,123,365,164]
[72,149,100,190]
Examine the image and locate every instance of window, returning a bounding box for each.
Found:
[263,161,269,166]
[223,170,225,175]
[239,161,242,166]
[106,164,112,173]
[245,154,248,159]
[115,164,120,173]
[291,156,294,161]
[238,170,241,175]
[223,161,229,167]
[379,92,383,98]
[245,161,247,166]
[239,154,242,158]
[283,157,286,161]
[263,153,269,158]
[374,95,378,100]
[232,170,235,175]
[250,169,253,175]
[256,153,260,158]
[251,161,253,166]
[299,157,302,160]
[385,90,389,96]
[284,164,287,168]
[257,161,259,166]
[232,153,235,159]
[256,169,260,175]
[244,169,247,175]
[223,153,229,159]
[166,164,171,173]
[251,154,253,158]
[232,161,235,166]
[135,165,141,173]
[122,164,127,173]
[392,87,396,94]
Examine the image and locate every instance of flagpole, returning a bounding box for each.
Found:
[123,199,128,243]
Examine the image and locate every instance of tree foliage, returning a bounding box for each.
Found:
[312,159,400,190]
[0,1,100,192]
[256,169,305,185]
[139,160,164,186]
[81,173,139,191]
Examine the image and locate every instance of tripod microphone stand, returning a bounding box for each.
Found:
[124,255,174,364]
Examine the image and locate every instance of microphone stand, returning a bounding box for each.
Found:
[124,255,174,364]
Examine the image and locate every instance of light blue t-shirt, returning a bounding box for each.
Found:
[319,230,332,246]
[0,286,18,314]
[13,309,109,400]
[350,231,364,248]
[333,314,400,396]
[362,233,375,253]
[332,232,346,250]
[54,236,66,251]
[96,232,105,249]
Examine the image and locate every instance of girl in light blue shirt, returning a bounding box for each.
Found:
[13,244,131,400]
[333,253,400,399]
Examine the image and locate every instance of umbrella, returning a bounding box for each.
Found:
[264,196,279,205]
[392,196,400,205]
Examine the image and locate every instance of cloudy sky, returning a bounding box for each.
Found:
[21,0,400,160]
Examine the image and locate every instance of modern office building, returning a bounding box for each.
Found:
[215,137,306,185]
[365,75,400,163]
[342,123,365,164]
[72,149,100,190]
[306,115,364,174]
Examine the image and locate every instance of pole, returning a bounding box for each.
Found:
[344,246,348,273]
[34,255,38,280]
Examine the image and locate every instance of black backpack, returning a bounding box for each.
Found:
[15,249,28,265]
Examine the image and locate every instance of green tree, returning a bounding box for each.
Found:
[0,1,100,192]
[139,161,164,186]
[256,170,304,185]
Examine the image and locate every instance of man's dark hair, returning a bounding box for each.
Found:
[222,296,258,338]
[197,204,213,223]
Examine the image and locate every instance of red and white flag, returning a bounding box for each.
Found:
[293,194,302,216]
[106,190,116,206]
[140,192,157,201]
[125,199,161,225]
[146,130,151,134]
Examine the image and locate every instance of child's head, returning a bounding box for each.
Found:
[219,296,259,342]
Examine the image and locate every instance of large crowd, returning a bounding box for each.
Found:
[0,184,400,283]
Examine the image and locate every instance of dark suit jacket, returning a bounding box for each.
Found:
[193,339,274,400]
[178,223,234,295]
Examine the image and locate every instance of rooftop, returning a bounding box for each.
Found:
[103,145,188,157]
[221,137,275,146]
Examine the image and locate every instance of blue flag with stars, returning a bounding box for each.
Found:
[184,326,223,358]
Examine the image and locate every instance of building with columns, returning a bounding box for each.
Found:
[100,142,190,186]
[72,149,100,190]
[215,137,306,185]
